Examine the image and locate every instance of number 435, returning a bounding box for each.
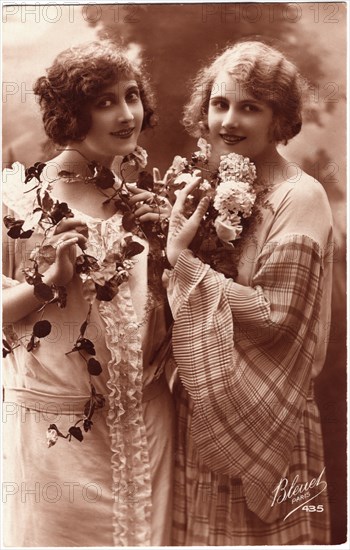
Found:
[302,505,324,512]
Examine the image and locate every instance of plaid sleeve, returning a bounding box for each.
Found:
[170,234,325,522]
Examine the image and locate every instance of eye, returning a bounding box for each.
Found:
[126,89,141,103]
[241,103,260,113]
[210,98,229,111]
[95,98,114,109]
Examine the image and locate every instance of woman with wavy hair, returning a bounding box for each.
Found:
[166,40,332,545]
[2,41,174,547]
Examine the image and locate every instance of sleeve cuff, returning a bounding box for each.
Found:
[167,250,210,319]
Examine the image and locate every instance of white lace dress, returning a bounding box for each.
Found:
[2,163,175,546]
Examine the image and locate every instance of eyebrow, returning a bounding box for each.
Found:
[124,84,140,93]
[209,95,264,106]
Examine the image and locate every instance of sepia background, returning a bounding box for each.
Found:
[2,2,347,544]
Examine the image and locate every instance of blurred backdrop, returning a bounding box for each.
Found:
[2,3,347,543]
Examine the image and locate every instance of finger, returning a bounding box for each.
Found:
[189,196,210,225]
[53,232,87,250]
[138,213,163,222]
[153,167,162,182]
[180,175,202,197]
[55,237,79,256]
[55,218,88,236]
[125,184,149,196]
[174,177,202,210]
[164,169,176,185]
[134,204,156,217]
[128,191,154,205]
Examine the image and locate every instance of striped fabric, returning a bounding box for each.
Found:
[168,234,331,545]
[173,382,330,545]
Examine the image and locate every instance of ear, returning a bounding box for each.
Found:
[198,119,209,136]
[268,118,280,143]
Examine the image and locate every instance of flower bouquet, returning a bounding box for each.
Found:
[162,138,271,278]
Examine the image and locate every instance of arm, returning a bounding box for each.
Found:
[3,218,88,324]
[166,176,333,522]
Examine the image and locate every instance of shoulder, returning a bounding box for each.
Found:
[267,170,333,248]
[290,171,331,212]
[2,162,36,218]
[274,170,332,220]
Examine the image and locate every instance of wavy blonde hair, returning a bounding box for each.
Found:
[183,40,304,145]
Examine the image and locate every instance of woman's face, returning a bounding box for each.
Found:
[207,71,276,166]
[79,78,144,162]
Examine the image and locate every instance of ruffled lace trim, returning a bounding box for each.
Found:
[2,162,153,545]
[85,216,152,546]
[2,274,20,289]
[2,162,38,219]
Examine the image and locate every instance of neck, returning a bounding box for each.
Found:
[52,146,114,177]
[253,148,288,185]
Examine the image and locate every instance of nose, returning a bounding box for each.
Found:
[118,101,134,123]
[222,107,239,129]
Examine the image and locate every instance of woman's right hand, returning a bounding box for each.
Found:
[43,219,88,286]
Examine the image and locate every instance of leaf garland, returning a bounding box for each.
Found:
[3,148,170,447]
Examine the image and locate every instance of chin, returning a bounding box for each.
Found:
[115,143,137,157]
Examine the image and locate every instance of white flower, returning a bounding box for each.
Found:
[192,138,211,162]
[46,427,59,448]
[214,180,256,217]
[214,215,243,244]
[219,153,257,185]
[173,172,199,187]
[170,155,189,175]
[199,179,211,192]
[132,146,148,169]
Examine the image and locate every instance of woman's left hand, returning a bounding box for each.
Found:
[167,176,210,267]
[126,185,172,222]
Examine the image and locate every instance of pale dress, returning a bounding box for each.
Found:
[2,163,175,547]
[167,172,333,545]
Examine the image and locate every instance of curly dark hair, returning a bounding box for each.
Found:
[183,40,305,145]
[33,41,157,145]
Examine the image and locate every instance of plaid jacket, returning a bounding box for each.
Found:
[167,175,333,524]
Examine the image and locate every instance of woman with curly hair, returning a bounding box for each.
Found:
[166,40,332,545]
[2,41,174,546]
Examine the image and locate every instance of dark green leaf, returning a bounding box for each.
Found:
[34,282,54,303]
[124,240,144,259]
[80,321,88,336]
[76,254,100,274]
[7,225,23,239]
[33,320,52,338]
[23,268,43,286]
[3,339,12,358]
[74,338,96,355]
[83,398,94,418]
[89,163,115,190]
[94,392,106,409]
[3,216,23,229]
[19,229,34,239]
[122,212,137,232]
[95,279,119,301]
[41,191,54,212]
[68,426,83,442]
[3,339,12,351]
[26,334,37,352]
[50,201,74,224]
[137,170,154,191]
[83,418,93,432]
[87,358,102,376]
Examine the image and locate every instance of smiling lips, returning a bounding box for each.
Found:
[110,128,134,139]
[220,134,246,145]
